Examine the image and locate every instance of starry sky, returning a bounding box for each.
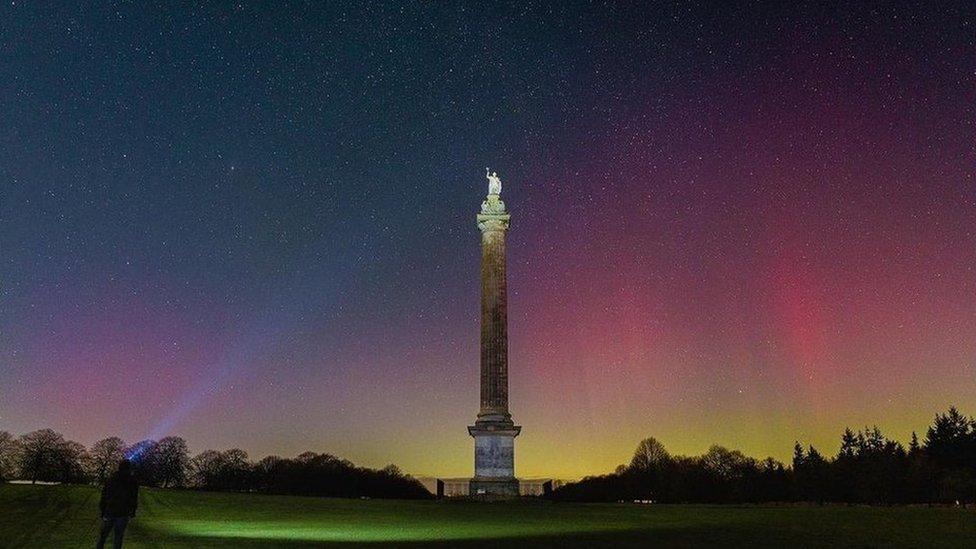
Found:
[1,2,974,479]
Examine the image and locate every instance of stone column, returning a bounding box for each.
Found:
[468,191,520,497]
[479,214,510,419]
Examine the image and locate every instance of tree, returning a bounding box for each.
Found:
[924,406,976,502]
[254,455,284,491]
[700,446,753,482]
[552,407,975,505]
[380,464,403,477]
[18,429,61,482]
[125,440,162,486]
[792,442,805,470]
[0,431,21,481]
[18,429,86,483]
[802,445,830,503]
[248,451,429,499]
[191,448,252,491]
[63,441,90,483]
[2,427,431,499]
[155,437,190,488]
[89,437,126,483]
[220,449,252,491]
[908,432,920,455]
[854,427,907,503]
[925,406,975,471]
[792,442,824,502]
[190,450,223,489]
[699,445,758,502]
[906,432,933,502]
[629,437,671,471]
[753,457,791,502]
[839,428,858,459]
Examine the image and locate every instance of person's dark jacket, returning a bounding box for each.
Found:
[99,473,139,518]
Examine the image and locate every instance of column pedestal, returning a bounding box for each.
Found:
[468,422,521,497]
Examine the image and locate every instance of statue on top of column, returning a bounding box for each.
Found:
[485,167,502,196]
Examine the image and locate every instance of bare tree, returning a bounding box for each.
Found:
[89,437,126,483]
[191,448,252,491]
[190,450,223,488]
[700,445,754,481]
[380,464,403,477]
[221,449,252,491]
[64,441,90,481]
[629,437,671,471]
[156,437,190,488]
[0,431,22,481]
[18,429,86,483]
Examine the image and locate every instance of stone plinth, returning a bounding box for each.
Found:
[469,477,520,498]
[468,423,521,477]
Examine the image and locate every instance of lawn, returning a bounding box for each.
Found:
[0,483,972,548]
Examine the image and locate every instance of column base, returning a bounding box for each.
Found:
[468,420,520,493]
[469,477,520,498]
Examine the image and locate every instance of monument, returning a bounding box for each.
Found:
[468,168,521,497]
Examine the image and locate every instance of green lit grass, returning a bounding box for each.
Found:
[1,483,972,547]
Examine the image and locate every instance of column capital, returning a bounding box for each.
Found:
[480,193,507,213]
[478,193,509,231]
[477,214,509,233]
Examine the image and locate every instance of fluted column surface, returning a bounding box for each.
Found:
[479,223,508,414]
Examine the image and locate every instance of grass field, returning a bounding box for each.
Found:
[1,484,973,548]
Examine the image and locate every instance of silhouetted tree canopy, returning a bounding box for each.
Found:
[925,407,975,470]
[89,437,126,483]
[155,437,190,488]
[247,451,429,499]
[5,406,973,504]
[0,431,22,481]
[125,439,162,486]
[17,429,87,483]
[0,430,429,500]
[191,448,253,491]
[553,406,976,504]
[629,437,671,471]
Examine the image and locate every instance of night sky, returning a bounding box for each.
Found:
[1,2,974,479]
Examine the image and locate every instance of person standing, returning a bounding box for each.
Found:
[96,459,139,549]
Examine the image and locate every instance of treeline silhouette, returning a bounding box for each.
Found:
[552,406,976,504]
[0,431,430,500]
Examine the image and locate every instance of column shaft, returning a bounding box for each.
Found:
[480,226,508,414]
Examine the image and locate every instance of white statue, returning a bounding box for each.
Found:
[485,167,502,195]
